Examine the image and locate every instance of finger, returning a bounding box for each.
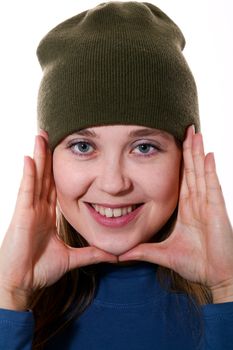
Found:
[118,242,172,269]
[39,129,51,200]
[33,136,46,203]
[183,125,197,195]
[205,152,225,206]
[41,141,52,200]
[67,246,118,270]
[183,126,196,200]
[16,156,35,209]
[38,129,49,142]
[192,132,206,199]
[48,172,57,206]
[178,160,189,201]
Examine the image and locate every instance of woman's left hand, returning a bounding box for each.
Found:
[119,125,233,303]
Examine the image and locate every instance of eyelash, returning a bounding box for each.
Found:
[67,140,162,158]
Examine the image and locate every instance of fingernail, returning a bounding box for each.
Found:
[211,152,216,168]
[191,124,195,134]
[38,129,49,142]
[118,254,134,261]
[109,256,118,263]
[34,135,38,148]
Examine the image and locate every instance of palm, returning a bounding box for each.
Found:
[18,202,70,290]
[119,125,233,290]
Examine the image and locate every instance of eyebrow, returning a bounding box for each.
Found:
[73,127,171,140]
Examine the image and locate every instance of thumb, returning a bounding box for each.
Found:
[118,242,172,269]
[67,246,118,270]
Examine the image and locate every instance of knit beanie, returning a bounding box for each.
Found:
[36,1,200,151]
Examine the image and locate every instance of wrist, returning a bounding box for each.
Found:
[0,285,30,311]
[210,279,233,304]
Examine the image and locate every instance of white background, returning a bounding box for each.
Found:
[0,0,232,244]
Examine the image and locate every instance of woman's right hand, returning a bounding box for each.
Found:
[0,134,118,310]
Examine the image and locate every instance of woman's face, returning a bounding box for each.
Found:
[53,125,182,256]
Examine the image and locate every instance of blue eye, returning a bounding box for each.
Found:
[137,144,153,153]
[70,141,94,155]
[134,143,160,156]
[68,140,161,158]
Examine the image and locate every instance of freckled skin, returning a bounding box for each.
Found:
[53,125,182,256]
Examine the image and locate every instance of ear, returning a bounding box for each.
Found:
[38,128,49,142]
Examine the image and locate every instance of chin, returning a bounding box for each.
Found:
[94,241,139,257]
[104,247,128,256]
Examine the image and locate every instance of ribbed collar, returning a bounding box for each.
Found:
[94,262,164,305]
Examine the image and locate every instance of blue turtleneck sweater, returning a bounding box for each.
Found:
[1,262,233,349]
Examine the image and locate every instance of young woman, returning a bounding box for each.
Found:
[0,2,233,349]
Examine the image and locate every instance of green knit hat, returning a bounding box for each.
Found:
[36,1,200,151]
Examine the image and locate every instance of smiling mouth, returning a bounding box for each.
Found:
[87,203,143,218]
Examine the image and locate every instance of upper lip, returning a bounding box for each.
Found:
[86,202,143,209]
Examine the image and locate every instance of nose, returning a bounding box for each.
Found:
[96,158,132,195]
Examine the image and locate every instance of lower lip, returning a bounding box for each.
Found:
[85,203,144,228]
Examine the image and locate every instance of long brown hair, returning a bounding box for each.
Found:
[29,139,212,349]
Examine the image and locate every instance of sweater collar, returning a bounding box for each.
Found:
[94,261,164,305]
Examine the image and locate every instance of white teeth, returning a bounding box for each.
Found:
[105,208,114,218]
[99,206,105,216]
[91,204,138,217]
[112,208,122,217]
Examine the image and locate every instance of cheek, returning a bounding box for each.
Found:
[53,159,90,201]
[143,158,181,205]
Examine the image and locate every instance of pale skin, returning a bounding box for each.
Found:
[0,125,232,311]
[53,125,182,257]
